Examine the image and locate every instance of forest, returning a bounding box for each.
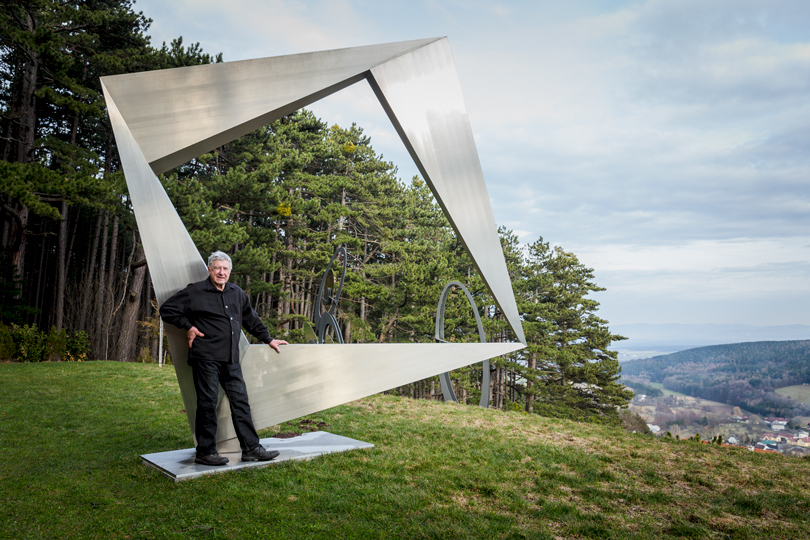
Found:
[621,340,810,417]
[0,0,631,422]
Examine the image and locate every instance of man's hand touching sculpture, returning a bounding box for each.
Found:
[269,339,288,353]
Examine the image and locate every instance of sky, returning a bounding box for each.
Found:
[132,0,810,330]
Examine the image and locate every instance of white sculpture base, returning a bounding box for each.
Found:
[141,431,373,481]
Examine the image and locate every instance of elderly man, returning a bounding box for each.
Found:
[160,251,288,466]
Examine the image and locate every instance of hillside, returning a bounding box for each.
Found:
[1,362,809,539]
[621,340,810,417]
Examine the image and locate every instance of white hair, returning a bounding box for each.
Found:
[207,251,232,269]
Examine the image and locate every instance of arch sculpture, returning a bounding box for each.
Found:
[435,281,491,408]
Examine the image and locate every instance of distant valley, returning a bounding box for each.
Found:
[621,339,810,418]
[620,339,810,455]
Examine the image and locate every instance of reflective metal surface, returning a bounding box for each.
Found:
[102,39,439,175]
[368,39,525,344]
[142,431,374,482]
[101,38,526,452]
[434,281,490,407]
[232,342,524,445]
[104,91,248,443]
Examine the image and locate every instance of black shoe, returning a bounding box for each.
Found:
[242,446,280,462]
[195,453,229,466]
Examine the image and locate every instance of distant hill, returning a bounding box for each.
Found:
[621,340,810,418]
[613,323,810,356]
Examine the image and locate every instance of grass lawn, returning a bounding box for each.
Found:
[775,385,810,406]
[645,383,733,412]
[2,361,810,539]
[646,382,689,398]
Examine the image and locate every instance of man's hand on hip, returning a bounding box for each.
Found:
[187,326,204,348]
[269,339,288,353]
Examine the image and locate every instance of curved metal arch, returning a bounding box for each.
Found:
[435,281,490,408]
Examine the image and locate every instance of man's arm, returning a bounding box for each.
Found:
[240,289,287,353]
[160,286,204,347]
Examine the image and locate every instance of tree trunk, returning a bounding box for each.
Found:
[377,306,399,343]
[13,14,38,164]
[115,244,146,361]
[32,222,47,325]
[54,201,68,331]
[7,203,29,286]
[102,213,119,358]
[80,210,103,330]
[93,211,109,357]
[526,354,536,412]
[146,271,159,363]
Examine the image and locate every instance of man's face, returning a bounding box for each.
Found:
[208,260,231,290]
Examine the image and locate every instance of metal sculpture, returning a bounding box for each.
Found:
[308,246,347,344]
[101,37,526,452]
[435,281,490,407]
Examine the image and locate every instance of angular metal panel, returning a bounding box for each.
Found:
[214,341,525,451]
[103,82,250,441]
[102,38,440,174]
[368,39,526,344]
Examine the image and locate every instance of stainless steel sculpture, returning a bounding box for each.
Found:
[435,281,490,408]
[101,37,526,452]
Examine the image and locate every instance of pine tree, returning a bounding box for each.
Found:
[517,236,632,422]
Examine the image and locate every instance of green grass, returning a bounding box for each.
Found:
[646,383,732,410]
[646,382,689,398]
[775,384,810,406]
[2,362,810,539]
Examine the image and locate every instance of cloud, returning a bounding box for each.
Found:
[130,0,810,325]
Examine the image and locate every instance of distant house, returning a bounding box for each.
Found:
[794,437,810,448]
[796,430,809,439]
[754,442,781,453]
[647,424,661,433]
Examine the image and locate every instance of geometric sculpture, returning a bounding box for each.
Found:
[435,281,491,407]
[101,37,526,452]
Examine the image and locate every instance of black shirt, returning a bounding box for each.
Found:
[160,277,273,364]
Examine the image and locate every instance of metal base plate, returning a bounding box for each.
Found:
[140,431,373,481]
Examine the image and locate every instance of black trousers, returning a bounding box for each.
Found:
[191,360,260,455]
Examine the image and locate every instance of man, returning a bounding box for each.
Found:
[160,251,288,466]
